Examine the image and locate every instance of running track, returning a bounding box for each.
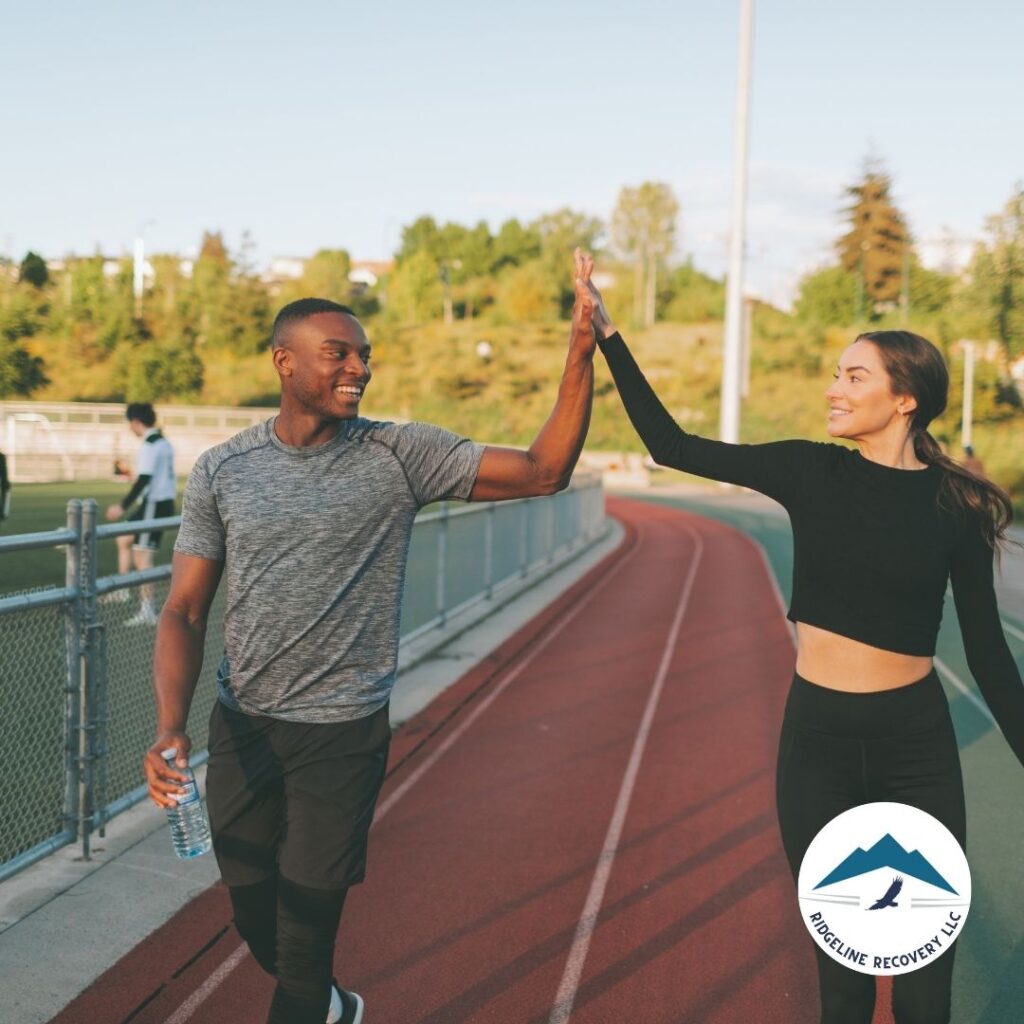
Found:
[51,498,900,1024]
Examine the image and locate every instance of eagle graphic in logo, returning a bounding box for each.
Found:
[867,875,903,910]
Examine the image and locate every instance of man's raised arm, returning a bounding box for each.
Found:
[469,248,597,502]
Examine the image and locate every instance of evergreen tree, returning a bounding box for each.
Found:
[18,251,49,289]
[837,160,910,314]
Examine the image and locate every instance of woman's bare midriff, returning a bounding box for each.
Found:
[794,621,934,692]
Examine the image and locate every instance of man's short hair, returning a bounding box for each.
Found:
[272,298,357,349]
[125,402,156,427]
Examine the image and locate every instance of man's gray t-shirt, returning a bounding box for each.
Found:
[174,416,484,723]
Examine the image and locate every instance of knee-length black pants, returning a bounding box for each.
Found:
[776,671,966,1024]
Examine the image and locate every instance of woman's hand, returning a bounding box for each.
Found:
[575,250,616,340]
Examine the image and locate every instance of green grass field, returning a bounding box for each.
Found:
[0,480,180,596]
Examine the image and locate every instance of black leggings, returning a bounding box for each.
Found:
[229,874,348,1024]
[776,671,966,1024]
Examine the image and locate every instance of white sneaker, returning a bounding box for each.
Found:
[125,605,158,626]
[328,980,363,1024]
[99,589,131,604]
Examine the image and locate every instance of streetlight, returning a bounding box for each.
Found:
[133,219,155,320]
[719,0,754,446]
[959,340,976,451]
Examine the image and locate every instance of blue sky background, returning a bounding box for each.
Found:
[2,0,1021,306]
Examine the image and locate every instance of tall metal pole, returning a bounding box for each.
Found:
[719,0,754,445]
[133,236,146,320]
[961,341,975,451]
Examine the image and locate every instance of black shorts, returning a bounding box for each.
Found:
[205,700,391,890]
[130,498,175,551]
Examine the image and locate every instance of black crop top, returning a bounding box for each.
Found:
[599,331,1024,768]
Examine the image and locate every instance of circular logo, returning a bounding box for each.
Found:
[797,802,971,976]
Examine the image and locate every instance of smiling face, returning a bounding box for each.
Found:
[824,339,917,440]
[273,311,372,421]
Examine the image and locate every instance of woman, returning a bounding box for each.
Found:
[584,283,1023,1024]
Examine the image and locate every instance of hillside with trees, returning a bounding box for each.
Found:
[2,169,1022,504]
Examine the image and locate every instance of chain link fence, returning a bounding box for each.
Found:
[0,475,605,881]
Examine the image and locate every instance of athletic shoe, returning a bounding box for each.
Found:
[99,589,131,604]
[125,605,158,626]
[327,979,363,1024]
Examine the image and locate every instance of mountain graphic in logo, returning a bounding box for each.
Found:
[813,833,957,894]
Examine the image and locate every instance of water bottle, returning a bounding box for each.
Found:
[161,748,212,858]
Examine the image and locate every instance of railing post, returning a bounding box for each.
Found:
[547,493,556,564]
[436,503,448,627]
[519,501,529,578]
[484,503,495,600]
[62,501,83,842]
[77,499,99,859]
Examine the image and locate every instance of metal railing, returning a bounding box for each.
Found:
[0,474,605,881]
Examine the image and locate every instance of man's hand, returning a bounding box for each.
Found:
[468,246,596,501]
[571,248,598,356]
[105,504,124,522]
[143,731,192,809]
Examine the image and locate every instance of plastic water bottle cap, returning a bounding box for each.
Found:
[160,748,178,762]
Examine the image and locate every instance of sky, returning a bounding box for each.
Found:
[2,0,1022,307]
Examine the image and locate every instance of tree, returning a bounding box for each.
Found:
[495,260,560,323]
[0,336,48,396]
[793,266,859,327]
[18,251,49,289]
[530,208,604,317]
[289,249,352,305]
[491,219,541,271]
[188,230,271,354]
[113,336,204,401]
[837,160,910,315]
[960,186,1024,359]
[386,249,442,322]
[661,261,726,322]
[611,183,679,327]
[0,295,48,395]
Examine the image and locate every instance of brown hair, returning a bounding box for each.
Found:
[857,330,1014,550]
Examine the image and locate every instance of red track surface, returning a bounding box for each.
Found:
[51,499,898,1024]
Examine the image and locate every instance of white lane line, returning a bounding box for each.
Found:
[162,526,640,1024]
[744,533,796,649]
[1002,618,1024,644]
[944,584,1024,646]
[163,945,249,1024]
[547,522,704,1024]
[933,656,996,725]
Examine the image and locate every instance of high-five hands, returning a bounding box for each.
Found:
[571,247,597,356]
[577,250,615,341]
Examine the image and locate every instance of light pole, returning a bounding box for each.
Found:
[133,219,155,320]
[960,340,976,451]
[719,0,754,445]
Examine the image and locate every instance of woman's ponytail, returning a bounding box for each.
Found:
[911,425,1014,550]
[859,330,1015,551]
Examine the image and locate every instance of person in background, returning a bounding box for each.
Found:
[961,444,986,479]
[105,403,177,625]
[0,448,11,526]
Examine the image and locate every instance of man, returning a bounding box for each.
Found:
[962,443,987,478]
[143,250,598,1024]
[0,447,11,526]
[105,403,177,625]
